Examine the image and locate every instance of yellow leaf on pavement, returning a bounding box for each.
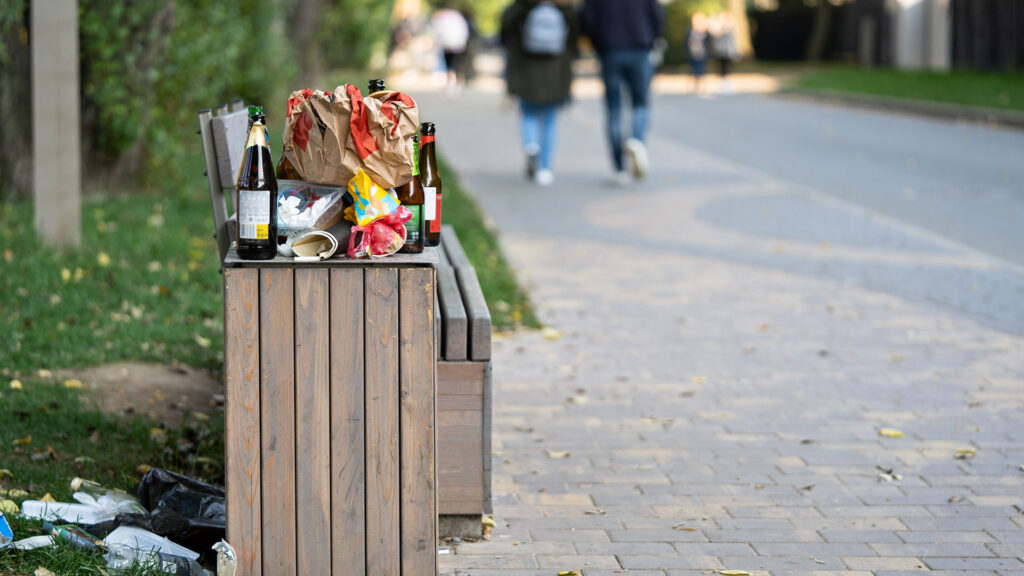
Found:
[545,450,570,459]
[954,448,977,460]
[481,516,496,527]
[716,571,752,576]
[558,571,580,576]
[541,327,564,340]
[879,428,904,438]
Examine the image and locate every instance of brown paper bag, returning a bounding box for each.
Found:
[280,85,420,189]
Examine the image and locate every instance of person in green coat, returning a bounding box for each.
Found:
[501,0,579,187]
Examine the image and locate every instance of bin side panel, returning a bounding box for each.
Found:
[437,361,485,516]
[399,268,438,576]
[259,268,296,576]
[366,268,401,576]
[295,268,331,575]
[330,268,367,576]
[224,268,262,576]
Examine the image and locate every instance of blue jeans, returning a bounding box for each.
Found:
[599,49,652,172]
[520,100,559,171]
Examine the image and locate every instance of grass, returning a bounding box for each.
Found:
[791,66,1024,112]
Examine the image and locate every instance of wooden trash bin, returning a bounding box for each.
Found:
[222,249,438,576]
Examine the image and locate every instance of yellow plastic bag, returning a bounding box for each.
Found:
[348,169,399,227]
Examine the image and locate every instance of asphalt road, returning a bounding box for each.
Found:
[637,92,1024,268]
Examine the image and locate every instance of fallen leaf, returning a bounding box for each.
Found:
[61,268,71,283]
[36,369,52,379]
[149,428,167,443]
[36,568,56,576]
[40,493,55,502]
[0,469,12,480]
[566,395,587,404]
[759,324,770,332]
[716,571,752,576]
[545,450,570,459]
[584,509,606,515]
[691,376,707,384]
[799,484,815,492]
[194,333,211,348]
[13,435,32,446]
[672,523,697,531]
[954,448,976,460]
[879,428,904,438]
[9,379,22,390]
[7,489,28,499]
[0,499,18,514]
[64,379,84,389]
[541,327,564,340]
[74,456,95,465]
[97,252,111,267]
[3,249,11,262]
[136,464,153,475]
[191,412,211,422]
[558,571,580,576]
[948,496,964,503]
[481,516,496,527]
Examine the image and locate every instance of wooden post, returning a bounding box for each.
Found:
[31,0,81,248]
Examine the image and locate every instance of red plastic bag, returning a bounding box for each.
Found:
[347,206,413,259]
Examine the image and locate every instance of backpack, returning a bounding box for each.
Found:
[521,2,567,56]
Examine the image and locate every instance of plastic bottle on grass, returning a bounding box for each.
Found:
[71,477,147,516]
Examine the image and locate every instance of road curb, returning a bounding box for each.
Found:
[778,88,1024,130]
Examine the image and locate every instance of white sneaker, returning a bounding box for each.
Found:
[535,169,554,187]
[625,138,648,180]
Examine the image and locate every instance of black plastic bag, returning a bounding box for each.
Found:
[135,468,226,552]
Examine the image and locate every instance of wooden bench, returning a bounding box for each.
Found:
[198,105,493,537]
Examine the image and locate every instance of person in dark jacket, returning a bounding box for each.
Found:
[501,0,578,187]
[581,0,664,184]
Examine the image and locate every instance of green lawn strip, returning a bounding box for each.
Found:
[436,151,539,330]
[0,162,224,375]
[791,67,1024,112]
[0,379,224,575]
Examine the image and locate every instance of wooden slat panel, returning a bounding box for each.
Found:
[198,109,230,263]
[455,266,492,361]
[437,362,485,396]
[295,269,331,575]
[259,268,295,576]
[211,108,249,190]
[399,268,437,576]
[330,268,366,576]
[482,361,493,514]
[366,268,400,576]
[223,268,261,576]
[435,257,467,362]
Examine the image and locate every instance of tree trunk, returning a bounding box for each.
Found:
[1,4,33,200]
[729,0,754,58]
[805,0,833,61]
[290,0,324,88]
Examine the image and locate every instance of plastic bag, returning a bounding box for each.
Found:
[349,169,400,227]
[280,85,419,189]
[130,468,226,553]
[348,205,412,259]
[104,526,207,576]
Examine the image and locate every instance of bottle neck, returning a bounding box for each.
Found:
[412,138,420,177]
[247,122,268,149]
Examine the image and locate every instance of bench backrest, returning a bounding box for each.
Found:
[197,101,248,264]
[437,225,491,362]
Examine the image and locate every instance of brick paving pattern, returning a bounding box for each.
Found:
[413,87,1024,576]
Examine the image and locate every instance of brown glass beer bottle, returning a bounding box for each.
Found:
[419,122,442,247]
[395,135,424,253]
[235,106,278,260]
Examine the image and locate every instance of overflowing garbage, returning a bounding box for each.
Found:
[0,469,237,575]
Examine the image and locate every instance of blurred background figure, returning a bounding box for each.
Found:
[710,11,739,95]
[501,0,578,187]
[432,2,471,94]
[581,0,664,185]
[686,12,710,96]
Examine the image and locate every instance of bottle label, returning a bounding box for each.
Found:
[423,186,437,220]
[420,135,435,145]
[430,193,443,233]
[404,205,422,245]
[238,189,271,239]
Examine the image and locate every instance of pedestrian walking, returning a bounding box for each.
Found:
[432,3,471,94]
[686,12,710,96]
[710,11,739,95]
[501,0,578,187]
[581,0,664,184]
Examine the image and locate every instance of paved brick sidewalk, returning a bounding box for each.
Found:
[411,88,1024,576]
